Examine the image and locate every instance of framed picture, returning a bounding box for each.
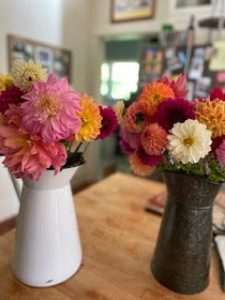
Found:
[111,0,155,23]
[7,34,72,81]
[176,0,211,7]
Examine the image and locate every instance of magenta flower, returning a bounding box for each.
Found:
[211,136,225,153]
[0,85,24,113]
[216,140,225,166]
[120,123,141,151]
[210,86,225,101]
[159,74,188,98]
[97,106,118,139]
[21,74,81,143]
[119,137,134,155]
[137,147,163,167]
[152,98,195,131]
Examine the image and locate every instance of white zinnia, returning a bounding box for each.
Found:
[167,119,212,164]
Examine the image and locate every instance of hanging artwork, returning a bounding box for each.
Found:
[7,34,72,81]
[111,0,155,23]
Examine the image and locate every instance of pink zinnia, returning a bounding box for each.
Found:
[216,140,225,166]
[21,74,81,143]
[152,98,195,131]
[141,123,167,156]
[159,74,188,98]
[0,85,24,114]
[97,106,118,139]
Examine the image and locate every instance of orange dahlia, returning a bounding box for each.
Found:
[195,99,225,137]
[139,82,175,116]
[128,153,154,176]
[75,94,102,142]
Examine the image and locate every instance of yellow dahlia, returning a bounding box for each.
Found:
[168,119,212,164]
[75,94,102,142]
[0,73,13,92]
[139,82,175,116]
[11,59,47,92]
[114,100,125,124]
[129,153,154,176]
[195,99,225,137]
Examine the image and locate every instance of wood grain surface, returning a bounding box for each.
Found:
[0,172,224,300]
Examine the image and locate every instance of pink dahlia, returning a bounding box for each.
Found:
[159,74,188,99]
[152,98,195,131]
[124,101,147,133]
[141,123,167,156]
[0,104,67,180]
[216,140,225,166]
[0,85,24,113]
[97,106,118,139]
[21,74,81,143]
[210,86,225,101]
[137,147,163,167]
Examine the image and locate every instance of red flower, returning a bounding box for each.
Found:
[211,136,225,153]
[152,98,195,131]
[137,147,163,167]
[97,106,118,139]
[210,86,225,101]
[0,85,23,113]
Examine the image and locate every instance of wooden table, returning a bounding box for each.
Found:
[0,172,224,300]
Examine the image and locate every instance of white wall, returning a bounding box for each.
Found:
[0,0,63,73]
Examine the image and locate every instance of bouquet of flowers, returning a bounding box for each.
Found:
[119,75,225,183]
[0,59,118,180]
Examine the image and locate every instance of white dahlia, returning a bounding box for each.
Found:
[167,119,212,164]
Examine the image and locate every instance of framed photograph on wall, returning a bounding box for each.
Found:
[111,0,155,23]
[7,34,72,81]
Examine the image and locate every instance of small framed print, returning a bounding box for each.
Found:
[111,0,155,23]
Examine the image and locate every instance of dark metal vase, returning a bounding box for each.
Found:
[151,172,221,295]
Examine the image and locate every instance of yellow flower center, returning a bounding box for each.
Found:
[152,93,161,103]
[37,95,60,117]
[81,115,88,125]
[183,137,194,147]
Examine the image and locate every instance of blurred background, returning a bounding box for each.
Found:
[1,0,225,222]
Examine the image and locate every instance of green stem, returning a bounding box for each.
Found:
[75,142,82,154]
[67,141,73,154]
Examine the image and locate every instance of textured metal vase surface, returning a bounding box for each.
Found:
[151,172,221,295]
